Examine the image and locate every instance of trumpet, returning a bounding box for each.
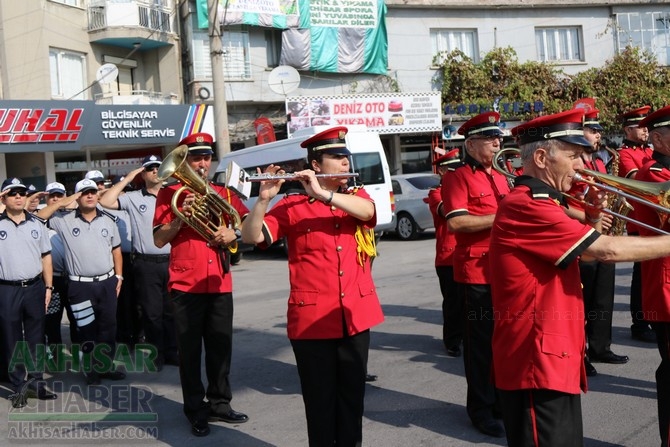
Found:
[157,145,241,241]
[491,147,670,235]
[246,172,359,182]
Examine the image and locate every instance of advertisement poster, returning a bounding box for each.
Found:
[286,92,442,136]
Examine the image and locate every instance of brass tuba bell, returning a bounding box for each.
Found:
[157,145,241,241]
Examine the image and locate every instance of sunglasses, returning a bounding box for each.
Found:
[6,190,27,197]
[144,165,160,172]
[81,189,98,196]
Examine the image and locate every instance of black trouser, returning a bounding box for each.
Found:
[68,277,118,371]
[0,281,46,390]
[44,275,68,347]
[654,323,670,446]
[171,290,234,421]
[133,256,176,362]
[499,388,583,447]
[580,260,615,356]
[116,252,139,346]
[436,265,462,349]
[459,282,499,423]
[291,330,369,447]
[631,260,653,333]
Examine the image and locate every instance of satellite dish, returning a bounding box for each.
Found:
[268,66,301,95]
[96,63,119,84]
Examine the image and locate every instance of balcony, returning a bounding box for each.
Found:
[87,0,177,50]
[94,91,180,105]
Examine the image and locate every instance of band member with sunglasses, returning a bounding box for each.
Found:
[0,177,57,407]
[100,155,177,372]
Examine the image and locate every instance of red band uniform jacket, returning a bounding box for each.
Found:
[489,176,600,394]
[153,183,249,294]
[440,154,510,284]
[259,188,384,340]
[634,153,670,322]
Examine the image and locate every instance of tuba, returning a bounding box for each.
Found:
[157,145,241,242]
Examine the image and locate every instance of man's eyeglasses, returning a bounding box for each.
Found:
[144,165,160,172]
[6,190,27,197]
[48,193,65,198]
[81,190,98,196]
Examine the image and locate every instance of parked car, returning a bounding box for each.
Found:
[390,173,440,240]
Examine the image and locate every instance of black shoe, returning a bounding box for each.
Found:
[584,357,598,377]
[588,351,629,364]
[9,392,27,408]
[100,370,126,380]
[209,409,249,424]
[632,330,657,343]
[446,345,462,357]
[474,418,505,438]
[190,418,210,437]
[365,373,378,382]
[26,388,58,400]
[85,372,101,386]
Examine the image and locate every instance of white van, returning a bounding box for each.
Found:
[214,125,395,232]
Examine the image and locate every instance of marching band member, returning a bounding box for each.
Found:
[241,126,384,447]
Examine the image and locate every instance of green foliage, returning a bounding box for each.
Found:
[435,45,670,132]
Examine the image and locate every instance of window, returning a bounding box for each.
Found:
[49,48,87,100]
[535,27,583,62]
[265,29,283,68]
[431,29,478,64]
[615,12,670,66]
[192,27,251,80]
[49,0,81,6]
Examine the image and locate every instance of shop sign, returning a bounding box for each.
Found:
[286,92,442,136]
[0,101,214,153]
[444,101,544,116]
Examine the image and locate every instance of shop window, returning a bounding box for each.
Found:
[49,48,87,100]
[535,27,583,62]
[615,12,670,66]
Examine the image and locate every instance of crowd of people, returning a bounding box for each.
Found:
[4,106,670,446]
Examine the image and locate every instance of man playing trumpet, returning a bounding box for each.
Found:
[489,108,670,447]
[153,132,249,437]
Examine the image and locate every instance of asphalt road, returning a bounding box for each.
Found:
[0,232,663,446]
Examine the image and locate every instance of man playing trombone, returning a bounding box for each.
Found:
[489,108,670,447]
[631,105,670,447]
[153,133,249,437]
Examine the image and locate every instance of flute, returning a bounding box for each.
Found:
[246,172,359,182]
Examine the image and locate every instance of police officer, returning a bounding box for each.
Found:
[426,149,463,357]
[48,178,125,385]
[153,133,249,437]
[616,106,656,343]
[0,178,57,407]
[99,155,177,371]
[440,112,510,438]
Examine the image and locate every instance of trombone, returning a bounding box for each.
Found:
[491,148,670,235]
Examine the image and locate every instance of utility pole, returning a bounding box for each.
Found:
[207,0,231,157]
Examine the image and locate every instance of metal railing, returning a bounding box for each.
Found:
[88,0,173,34]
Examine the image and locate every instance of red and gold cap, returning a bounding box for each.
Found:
[457,112,504,138]
[432,149,460,166]
[300,126,351,155]
[512,109,590,147]
[178,132,214,155]
[621,106,651,128]
[639,105,670,130]
[583,109,604,132]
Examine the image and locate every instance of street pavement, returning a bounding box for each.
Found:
[0,233,663,446]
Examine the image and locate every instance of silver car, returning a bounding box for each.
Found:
[390,173,441,240]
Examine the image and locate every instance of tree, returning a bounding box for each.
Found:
[434,45,670,133]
